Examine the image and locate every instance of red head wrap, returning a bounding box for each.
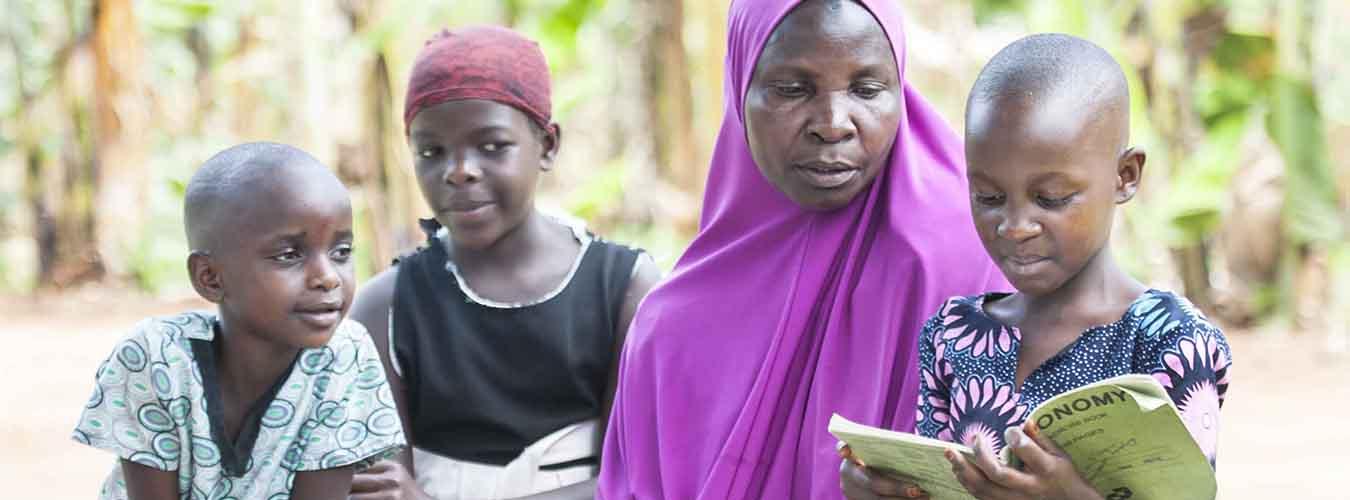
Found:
[403,26,558,142]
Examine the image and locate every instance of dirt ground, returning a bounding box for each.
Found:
[1,292,1347,499]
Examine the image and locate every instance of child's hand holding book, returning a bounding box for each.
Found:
[944,423,1102,500]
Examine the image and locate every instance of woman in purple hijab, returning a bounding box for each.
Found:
[598,0,1007,498]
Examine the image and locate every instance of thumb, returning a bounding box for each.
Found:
[1005,424,1059,475]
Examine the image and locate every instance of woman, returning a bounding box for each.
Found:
[597,0,1006,498]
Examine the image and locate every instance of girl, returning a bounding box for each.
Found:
[841,34,1233,500]
[347,26,659,500]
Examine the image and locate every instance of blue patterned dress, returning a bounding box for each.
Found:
[72,311,406,499]
[914,290,1232,465]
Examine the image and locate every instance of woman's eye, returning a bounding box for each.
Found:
[1037,194,1074,208]
[417,147,442,159]
[852,84,884,99]
[772,83,809,98]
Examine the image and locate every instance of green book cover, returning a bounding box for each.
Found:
[830,374,1217,500]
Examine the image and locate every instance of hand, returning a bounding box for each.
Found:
[838,442,930,499]
[349,459,429,500]
[945,423,1103,500]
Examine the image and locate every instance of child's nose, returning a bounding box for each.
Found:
[443,155,482,185]
[309,258,342,291]
[997,212,1042,241]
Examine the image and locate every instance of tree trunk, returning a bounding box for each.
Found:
[91,0,148,280]
[638,0,699,194]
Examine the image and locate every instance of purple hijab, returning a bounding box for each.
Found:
[598,0,1007,498]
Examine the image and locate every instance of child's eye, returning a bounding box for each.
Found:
[271,249,302,263]
[417,146,443,159]
[973,193,1005,206]
[480,142,513,154]
[331,244,353,262]
[1036,194,1075,209]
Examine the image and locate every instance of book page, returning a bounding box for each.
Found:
[829,415,978,500]
[1025,374,1217,500]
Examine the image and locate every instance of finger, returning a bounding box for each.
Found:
[971,434,1041,492]
[947,447,1024,500]
[348,470,388,493]
[1023,421,1068,458]
[1010,424,1063,477]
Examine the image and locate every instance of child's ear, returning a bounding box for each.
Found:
[187,251,225,304]
[1115,147,1145,204]
[540,124,562,172]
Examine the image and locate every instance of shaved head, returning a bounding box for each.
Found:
[184,142,339,253]
[966,33,1130,153]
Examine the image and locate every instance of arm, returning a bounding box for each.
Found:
[292,466,355,500]
[121,460,178,500]
[347,268,432,500]
[515,254,664,500]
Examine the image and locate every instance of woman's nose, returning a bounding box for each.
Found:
[807,91,857,144]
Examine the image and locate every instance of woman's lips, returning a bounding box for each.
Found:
[795,162,860,189]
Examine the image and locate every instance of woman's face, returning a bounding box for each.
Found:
[744,0,902,211]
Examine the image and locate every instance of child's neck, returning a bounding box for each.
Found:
[450,209,564,270]
[214,317,301,424]
[1004,245,1139,328]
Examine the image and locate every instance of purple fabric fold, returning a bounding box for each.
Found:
[598,1,1009,498]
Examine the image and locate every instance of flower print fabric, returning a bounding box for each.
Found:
[72,311,406,500]
[915,290,1232,466]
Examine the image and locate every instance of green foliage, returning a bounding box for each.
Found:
[1267,75,1342,244]
[1161,112,1249,246]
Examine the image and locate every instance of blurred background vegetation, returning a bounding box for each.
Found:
[1,0,1346,338]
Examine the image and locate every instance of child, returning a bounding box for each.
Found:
[345,26,660,499]
[841,34,1232,500]
[73,142,405,499]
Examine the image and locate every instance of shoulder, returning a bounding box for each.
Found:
[111,311,214,368]
[1126,289,1220,341]
[349,267,398,332]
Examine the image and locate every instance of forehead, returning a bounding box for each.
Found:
[756,1,894,71]
[408,99,535,138]
[227,167,352,237]
[966,95,1122,172]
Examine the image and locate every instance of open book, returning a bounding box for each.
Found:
[829,374,1216,500]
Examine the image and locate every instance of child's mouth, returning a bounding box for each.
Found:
[296,306,342,329]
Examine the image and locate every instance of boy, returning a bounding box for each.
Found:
[73,142,405,499]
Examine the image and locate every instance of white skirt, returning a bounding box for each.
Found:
[413,420,599,499]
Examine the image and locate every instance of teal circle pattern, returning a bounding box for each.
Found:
[138,403,175,432]
[331,343,358,374]
[320,448,357,469]
[151,362,174,399]
[336,420,369,449]
[190,435,221,467]
[367,407,401,436]
[281,442,303,470]
[261,399,294,428]
[311,373,331,400]
[117,341,148,372]
[168,397,192,426]
[316,400,345,428]
[85,384,104,409]
[355,363,384,390]
[127,451,169,470]
[207,478,232,500]
[299,347,335,375]
[151,432,180,461]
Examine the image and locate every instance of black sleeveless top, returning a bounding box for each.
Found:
[391,220,641,465]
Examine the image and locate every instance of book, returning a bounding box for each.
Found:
[829,374,1216,500]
